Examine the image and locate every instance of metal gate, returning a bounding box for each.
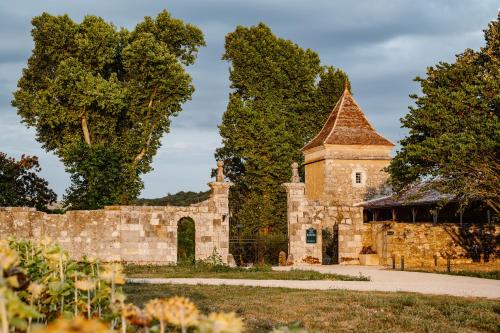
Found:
[322,225,339,264]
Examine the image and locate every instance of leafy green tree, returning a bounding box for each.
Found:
[0,153,57,210]
[388,13,500,213]
[12,11,205,208]
[133,190,210,206]
[177,217,196,263]
[216,23,349,236]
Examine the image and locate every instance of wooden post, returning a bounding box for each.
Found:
[392,254,396,269]
[433,255,438,268]
[447,256,451,273]
[401,256,404,271]
[411,207,418,223]
[431,208,439,224]
[392,208,397,221]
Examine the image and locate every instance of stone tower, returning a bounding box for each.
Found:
[301,87,394,205]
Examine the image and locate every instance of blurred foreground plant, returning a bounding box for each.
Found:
[0,239,252,333]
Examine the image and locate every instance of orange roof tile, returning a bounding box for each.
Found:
[302,87,394,151]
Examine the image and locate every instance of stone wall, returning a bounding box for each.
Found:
[283,182,363,264]
[363,221,500,267]
[303,145,392,205]
[0,181,231,264]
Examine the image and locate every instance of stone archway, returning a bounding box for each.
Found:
[177,217,195,263]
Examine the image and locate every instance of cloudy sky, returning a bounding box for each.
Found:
[0,0,498,199]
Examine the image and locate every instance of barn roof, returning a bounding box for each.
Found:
[302,87,394,151]
[357,187,456,209]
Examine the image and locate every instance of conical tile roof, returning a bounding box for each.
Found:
[302,87,394,151]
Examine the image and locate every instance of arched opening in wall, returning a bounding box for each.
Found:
[177,217,195,264]
[322,225,339,264]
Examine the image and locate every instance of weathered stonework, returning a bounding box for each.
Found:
[283,182,363,264]
[303,145,392,205]
[284,88,394,264]
[286,88,499,268]
[0,180,231,265]
[363,221,500,267]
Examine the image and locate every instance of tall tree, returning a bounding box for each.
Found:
[12,11,205,209]
[0,153,57,210]
[388,13,500,213]
[216,23,349,236]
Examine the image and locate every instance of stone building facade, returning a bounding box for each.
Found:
[285,87,498,266]
[301,88,394,205]
[0,163,231,265]
[285,87,394,264]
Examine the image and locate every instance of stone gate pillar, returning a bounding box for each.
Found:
[283,162,322,264]
[207,161,232,263]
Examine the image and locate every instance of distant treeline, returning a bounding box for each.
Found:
[133,191,210,206]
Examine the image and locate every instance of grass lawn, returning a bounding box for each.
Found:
[125,283,500,333]
[124,264,369,281]
[405,263,500,280]
[408,268,500,280]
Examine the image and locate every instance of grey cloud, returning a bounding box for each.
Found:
[0,0,498,198]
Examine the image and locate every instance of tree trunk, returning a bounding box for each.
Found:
[133,90,157,162]
[81,112,91,145]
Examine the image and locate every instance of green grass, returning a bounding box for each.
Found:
[124,283,500,333]
[408,269,500,280]
[124,264,369,281]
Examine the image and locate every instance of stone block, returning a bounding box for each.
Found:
[122,231,140,242]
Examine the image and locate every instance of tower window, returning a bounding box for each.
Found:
[355,172,362,184]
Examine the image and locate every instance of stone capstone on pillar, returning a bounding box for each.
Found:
[291,162,301,183]
[216,160,225,182]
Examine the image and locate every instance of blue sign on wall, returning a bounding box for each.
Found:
[306,227,317,244]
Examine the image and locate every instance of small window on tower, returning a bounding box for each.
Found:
[355,172,362,184]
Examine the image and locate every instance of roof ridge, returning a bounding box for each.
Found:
[345,89,394,145]
[324,87,348,144]
[301,88,345,151]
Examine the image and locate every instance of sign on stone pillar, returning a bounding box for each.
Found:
[306,227,317,243]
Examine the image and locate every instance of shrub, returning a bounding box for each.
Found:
[360,246,376,254]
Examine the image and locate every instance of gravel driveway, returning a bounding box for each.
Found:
[128,265,500,299]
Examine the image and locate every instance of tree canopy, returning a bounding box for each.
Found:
[216,23,349,236]
[0,153,57,210]
[133,190,210,206]
[12,11,205,209]
[388,13,500,213]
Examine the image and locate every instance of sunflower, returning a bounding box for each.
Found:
[145,297,199,333]
[33,316,112,333]
[122,303,152,327]
[74,279,96,291]
[99,263,125,285]
[199,312,244,333]
[27,283,45,300]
